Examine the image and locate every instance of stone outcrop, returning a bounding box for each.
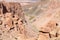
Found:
[0,2,25,40]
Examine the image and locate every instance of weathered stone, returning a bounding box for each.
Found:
[0,1,25,40]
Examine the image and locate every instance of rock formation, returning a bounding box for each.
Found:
[0,2,26,40]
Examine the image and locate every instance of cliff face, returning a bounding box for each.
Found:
[37,0,60,40]
[0,2,25,40]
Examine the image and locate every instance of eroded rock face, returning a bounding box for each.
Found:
[0,2,25,40]
[37,0,60,40]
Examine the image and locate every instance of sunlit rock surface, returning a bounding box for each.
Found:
[1,0,60,40]
[0,2,26,40]
[22,0,60,40]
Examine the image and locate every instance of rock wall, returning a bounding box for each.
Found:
[0,2,25,40]
[38,0,60,40]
